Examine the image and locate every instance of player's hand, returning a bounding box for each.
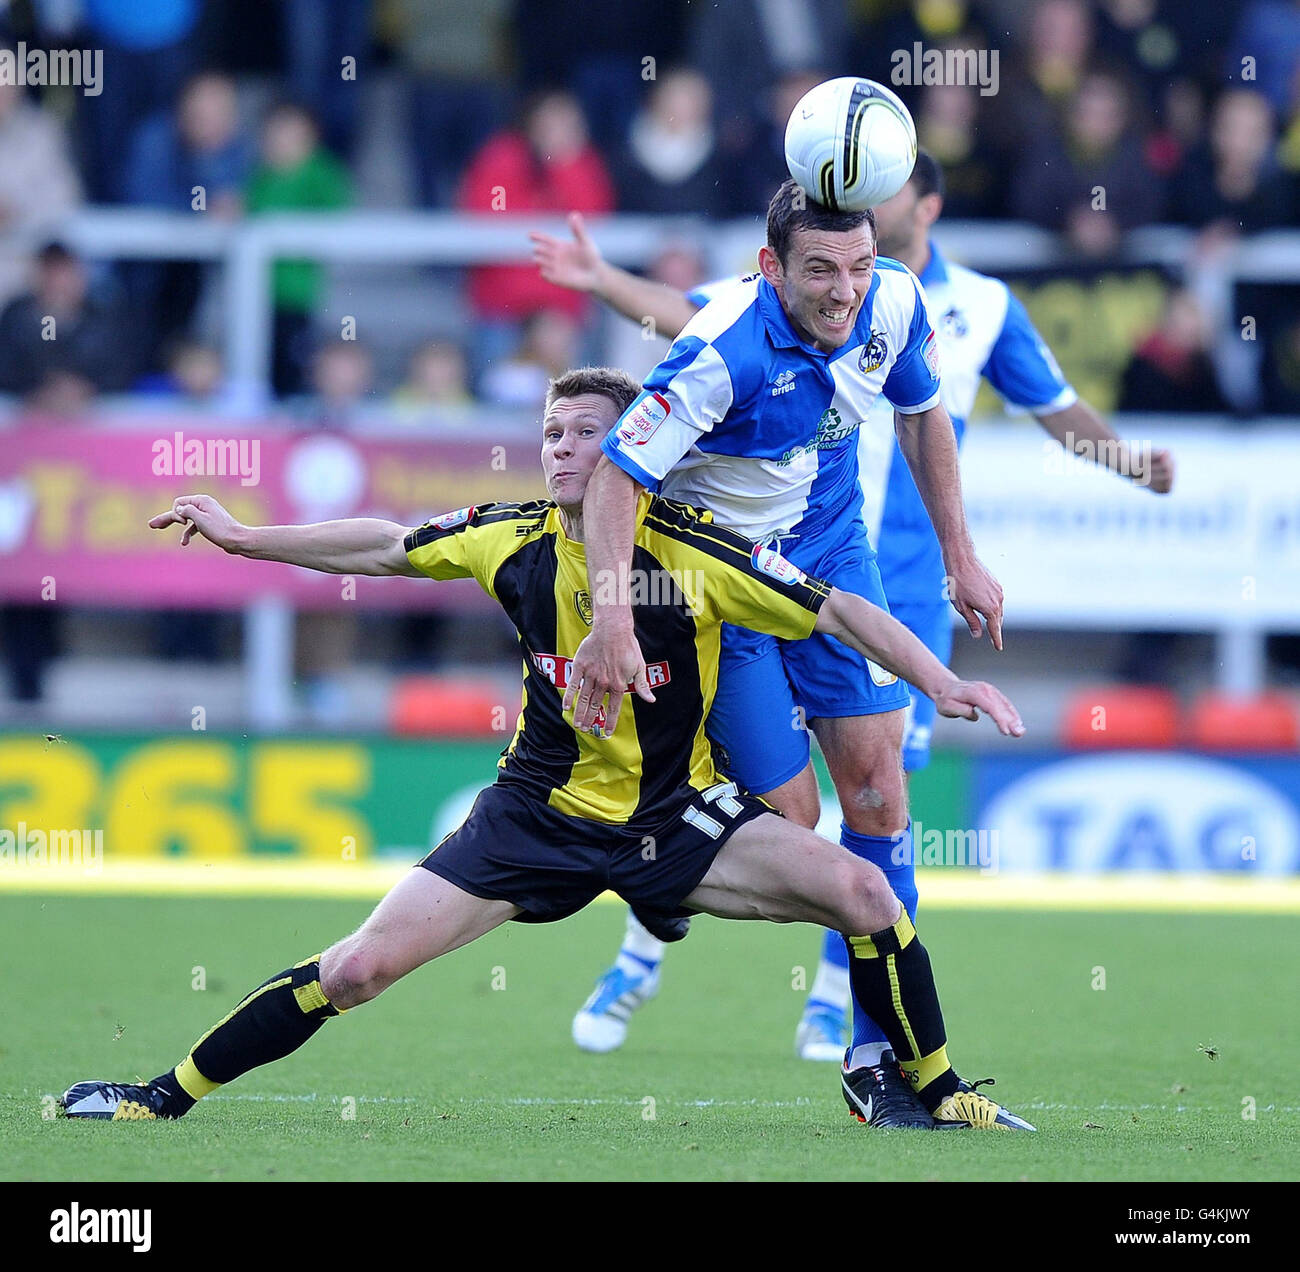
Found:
[564,623,656,736]
[934,679,1024,738]
[946,555,1004,651]
[1132,446,1175,494]
[529,211,605,294]
[148,494,245,553]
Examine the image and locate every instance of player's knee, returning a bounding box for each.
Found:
[836,858,898,935]
[838,760,907,834]
[320,939,395,1009]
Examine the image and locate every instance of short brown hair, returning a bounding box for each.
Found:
[766,178,877,266]
[544,365,641,419]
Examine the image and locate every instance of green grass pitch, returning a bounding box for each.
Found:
[3,893,1295,1181]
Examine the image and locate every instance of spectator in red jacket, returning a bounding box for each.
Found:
[457,91,615,382]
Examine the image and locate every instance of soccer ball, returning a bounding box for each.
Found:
[784,77,917,212]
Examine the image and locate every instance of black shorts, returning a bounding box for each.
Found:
[418,779,773,937]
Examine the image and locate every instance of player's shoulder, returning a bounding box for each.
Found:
[642,495,752,556]
[686,273,752,309]
[680,272,763,347]
[870,255,928,330]
[406,499,552,549]
[943,259,1012,315]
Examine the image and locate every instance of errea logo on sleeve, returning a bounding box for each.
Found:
[616,391,671,446]
[751,544,806,585]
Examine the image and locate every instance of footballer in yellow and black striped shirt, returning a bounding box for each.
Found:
[404,486,834,831]
[67,366,1036,1131]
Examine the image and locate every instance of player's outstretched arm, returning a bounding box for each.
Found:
[895,403,1005,649]
[529,211,699,338]
[1037,398,1175,493]
[148,494,422,577]
[815,587,1024,737]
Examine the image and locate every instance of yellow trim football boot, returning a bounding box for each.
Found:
[933,1078,1037,1131]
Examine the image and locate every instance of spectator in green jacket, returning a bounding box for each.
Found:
[246,103,351,398]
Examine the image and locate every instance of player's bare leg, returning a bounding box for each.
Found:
[685,813,1034,1130]
[60,871,518,1120]
[572,763,821,1054]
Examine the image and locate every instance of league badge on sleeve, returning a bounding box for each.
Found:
[751,543,807,585]
[429,506,475,530]
[616,391,671,446]
[922,330,940,380]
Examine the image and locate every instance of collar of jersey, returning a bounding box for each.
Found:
[550,491,655,558]
[919,239,947,288]
[757,275,880,360]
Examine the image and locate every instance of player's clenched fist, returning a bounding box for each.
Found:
[149,494,244,552]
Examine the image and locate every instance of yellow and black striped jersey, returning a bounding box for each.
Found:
[405,493,831,828]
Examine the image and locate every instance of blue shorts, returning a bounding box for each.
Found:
[888,600,954,773]
[707,511,911,795]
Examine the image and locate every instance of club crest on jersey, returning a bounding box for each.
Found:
[750,544,806,586]
[940,306,968,339]
[429,505,474,531]
[867,658,898,687]
[858,331,888,373]
[923,330,940,379]
[616,390,670,446]
[574,590,593,625]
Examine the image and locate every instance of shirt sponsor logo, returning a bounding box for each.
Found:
[923,330,940,379]
[615,391,671,446]
[429,505,474,530]
[750,544,806,586]
[858,331,888,373]
[774,406,860,467]
[770,368,797,396]
[530,651,671,691]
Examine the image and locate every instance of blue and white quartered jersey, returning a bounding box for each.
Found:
[602,263,941,544]
[859,242,1076,604]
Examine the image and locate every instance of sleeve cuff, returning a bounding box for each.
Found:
[890,389,943,415]
[1026,386,1079,416]
[602,441,658,489]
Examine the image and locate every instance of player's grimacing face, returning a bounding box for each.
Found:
[541,393,617,507]
[770,226,876,352]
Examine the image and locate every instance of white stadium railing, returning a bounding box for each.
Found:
[21,210,1300,724]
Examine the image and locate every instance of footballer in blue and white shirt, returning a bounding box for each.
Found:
[568,182,1003,1087]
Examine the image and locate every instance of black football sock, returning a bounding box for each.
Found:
[846,910,961,1111]
[151,955,340,1115]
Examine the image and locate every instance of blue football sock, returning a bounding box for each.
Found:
[802,927,851,1018]
[839,822,919,1063]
